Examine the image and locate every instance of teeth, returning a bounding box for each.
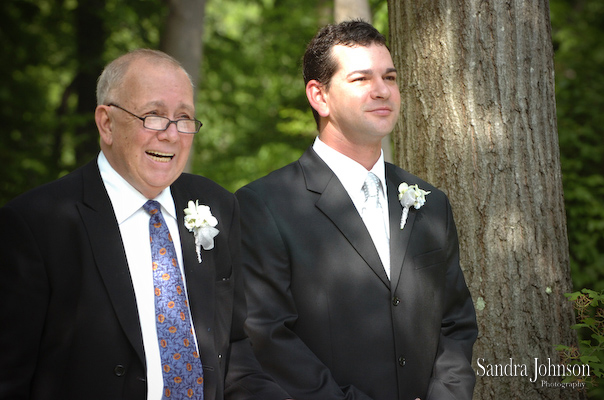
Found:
[146,151,174,162]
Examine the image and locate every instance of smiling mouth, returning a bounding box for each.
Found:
[146,151,175,162]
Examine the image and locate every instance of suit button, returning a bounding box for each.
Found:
[392,296,400,306]
[114,365,126,377]
[398,356,406,367]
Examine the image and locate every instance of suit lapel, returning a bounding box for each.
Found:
[301,149,390,288]
[386,165,417,291]
[170,179,217,393]
[76,161,145,364]
[171,183,215,335]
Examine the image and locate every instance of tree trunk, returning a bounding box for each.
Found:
[74,0,107,168]
[334,0,393,162]
[334,0,371,22]
[160,0,206,172]
[160,0,206,89]
[388,1,581,399]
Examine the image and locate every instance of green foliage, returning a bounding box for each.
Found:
[193,0,319,192]
[0,0,165,205]
[194,0,392,192]
[102,0,166,58]
[1,0,74,203]
[557,289,604,397]
[551,0,604,291]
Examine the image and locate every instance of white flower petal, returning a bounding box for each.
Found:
[397,182,430,229]
[184,199,219,262]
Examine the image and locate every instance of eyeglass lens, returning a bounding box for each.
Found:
[144,116,200,133]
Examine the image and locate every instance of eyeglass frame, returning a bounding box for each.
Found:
[107,103,202,134]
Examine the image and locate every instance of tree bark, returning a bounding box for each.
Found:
[388,1,581,398]
[334,0,371,22]
[160,0,206,90]
[160,0,206,172]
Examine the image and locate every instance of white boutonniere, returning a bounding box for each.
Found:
[184,200,219,263]
[398,183,430,229]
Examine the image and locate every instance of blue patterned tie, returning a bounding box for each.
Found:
[143,200,204,399]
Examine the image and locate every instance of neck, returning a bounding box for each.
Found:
[318,132,383,170]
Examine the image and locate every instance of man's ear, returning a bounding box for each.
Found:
[306,80,330,118]
[95,105,113,146]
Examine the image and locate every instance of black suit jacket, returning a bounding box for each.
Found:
[0,160,289,400]
[236,148,478,400]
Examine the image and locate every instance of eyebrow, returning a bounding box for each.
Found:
[346,67,398,78]
[142,100,195,114]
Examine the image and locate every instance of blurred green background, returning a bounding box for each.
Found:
[1,0,602,292]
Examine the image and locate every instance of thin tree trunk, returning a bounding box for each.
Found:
[160,0,206,172]
[74,0,107,167]
[334,0,371,22]
[388,0,581,398]
[160,0,206,89]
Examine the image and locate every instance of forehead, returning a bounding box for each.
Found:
[331,43,395,73]
[120,59,194,108]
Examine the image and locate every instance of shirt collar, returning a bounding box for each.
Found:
[97,152,176,224]
[312,137,386,196]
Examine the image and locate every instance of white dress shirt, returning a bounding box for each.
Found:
[98,152,197,400]
[312,137,391,278]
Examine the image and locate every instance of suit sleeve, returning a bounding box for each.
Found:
[0,205,49,398]
[426,198,478,400]
[221,195,293,400]
[236,186,374,400]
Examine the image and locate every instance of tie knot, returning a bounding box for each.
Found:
[143,200,161,215]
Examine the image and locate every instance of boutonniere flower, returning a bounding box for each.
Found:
[398,183,430,230]
[184,200,219,263]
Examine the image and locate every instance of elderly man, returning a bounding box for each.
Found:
[0,49,291,400]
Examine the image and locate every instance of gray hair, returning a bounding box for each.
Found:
[96,49,193,106]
